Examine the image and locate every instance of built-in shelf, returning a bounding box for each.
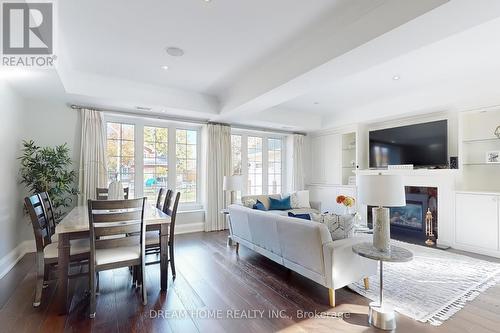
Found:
[463,138,500,143]
[463,163,500,166]
[342,147,356,151]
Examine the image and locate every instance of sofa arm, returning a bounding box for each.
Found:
[310,201,321,212]
[322,237,377,290]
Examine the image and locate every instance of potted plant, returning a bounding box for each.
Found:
[19,140,79,222]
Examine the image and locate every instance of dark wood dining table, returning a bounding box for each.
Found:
[55,204,171,314]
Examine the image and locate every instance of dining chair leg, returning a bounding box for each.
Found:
[89,269,96,318]
[43,263,50,285]
[141,263,147,305]
[169,244,176,280]
[33,252,45,307]
[96,272,100,294]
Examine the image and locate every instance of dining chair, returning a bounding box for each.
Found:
[145,189,172,257]
[25,193,89,307]
[145,191,180,280]
[96,187,130,200]
[87,198,147,318]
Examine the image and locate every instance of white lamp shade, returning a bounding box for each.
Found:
[357,175,406,207]
[223,175,244,191]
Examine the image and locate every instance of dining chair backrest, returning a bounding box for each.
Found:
[87,198,146,254]
[166,192,181,246]
[156,188,166,210]
[96,187,130,200]
[38,192,56,238]
[25,194,51,251]
[162,189,173,214]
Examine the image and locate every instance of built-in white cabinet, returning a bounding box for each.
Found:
[455,192,500,253]
[309,133,341,185]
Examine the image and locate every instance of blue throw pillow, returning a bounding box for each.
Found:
[253,200,267,211]
[269,196,291,210]
[288,212,311,220]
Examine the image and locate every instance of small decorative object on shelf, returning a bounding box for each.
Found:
[495,125,500,139]
[486,151,500,164]
[425,208,435,246]
[336,195,355,214]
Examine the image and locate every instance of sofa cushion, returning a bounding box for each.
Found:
[269,196,291,210]
[242,194,281,210]
[253,200,267,211]
[288,212,311,220]
[312,213,356,241]
[290,190,311,209]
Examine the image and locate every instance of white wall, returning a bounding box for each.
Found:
[0,81,31,261]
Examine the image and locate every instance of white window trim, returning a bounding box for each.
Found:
[231,129,287,196]
[104,114,203,210]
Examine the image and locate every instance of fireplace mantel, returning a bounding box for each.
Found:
[355,169,459,177]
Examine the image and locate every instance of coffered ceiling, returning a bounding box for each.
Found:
[5,0,500,132]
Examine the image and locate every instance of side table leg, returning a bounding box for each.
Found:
[368,260,396,330]
[379,260,383,306]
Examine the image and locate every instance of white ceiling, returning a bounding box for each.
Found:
[58,0,343,95]
[280,14,500,127]
[5,0,500,132]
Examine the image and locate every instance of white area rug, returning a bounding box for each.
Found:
[349,240,500,326]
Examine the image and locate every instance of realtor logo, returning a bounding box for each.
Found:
[1,1,55,67]
[2,2,53,54]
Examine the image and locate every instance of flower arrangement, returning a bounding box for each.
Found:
[336,195,355,208]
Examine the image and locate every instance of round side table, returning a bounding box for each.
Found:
[352,242,413,331]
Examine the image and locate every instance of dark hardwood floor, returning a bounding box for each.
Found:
[1,231,499,333]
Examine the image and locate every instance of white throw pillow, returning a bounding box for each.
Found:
[290,190,311,209]
[311,212,355,241]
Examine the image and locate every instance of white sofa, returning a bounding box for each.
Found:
[228,204,377,307]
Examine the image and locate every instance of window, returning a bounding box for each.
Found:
[231,135,242,175]
[176,129,197,203]
[268,138,282,194]
[247,136,263,195]
[143,126,168,202]
[106,122,135,197]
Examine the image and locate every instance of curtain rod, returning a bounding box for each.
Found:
[69,104,306,135]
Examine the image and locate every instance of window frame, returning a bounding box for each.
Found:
[104,114,202,210]
[231,129,286,196]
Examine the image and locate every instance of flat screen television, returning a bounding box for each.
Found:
[369,120,448,169]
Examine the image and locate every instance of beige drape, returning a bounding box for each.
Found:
[205,123,231,232]
[78,109,107,204]
[292,134,305,191]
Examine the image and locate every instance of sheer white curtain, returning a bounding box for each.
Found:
[205,123,231,232]
[78,108,107,204]
[292,134,305,191]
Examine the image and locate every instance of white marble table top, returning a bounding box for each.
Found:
[352,242,413,262]
[56,205,170,234]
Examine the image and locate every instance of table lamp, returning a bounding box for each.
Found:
[223,175,244,206]
[357,174,406,252]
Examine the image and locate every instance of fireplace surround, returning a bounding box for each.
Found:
[368,186,438,245]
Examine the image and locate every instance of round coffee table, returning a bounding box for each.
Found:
[352,242,413,331]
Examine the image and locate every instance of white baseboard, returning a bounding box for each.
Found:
[175,222,205,234]
[0,240,35,280]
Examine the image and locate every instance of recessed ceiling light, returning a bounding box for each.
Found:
[392,75,400,80]
[166,47,185,57]
[161,65,169,70]
[314,102,319,105]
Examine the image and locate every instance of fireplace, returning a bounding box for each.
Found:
[367,186,438,245]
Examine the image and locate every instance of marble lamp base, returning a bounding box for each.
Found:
[372,207,391,252]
